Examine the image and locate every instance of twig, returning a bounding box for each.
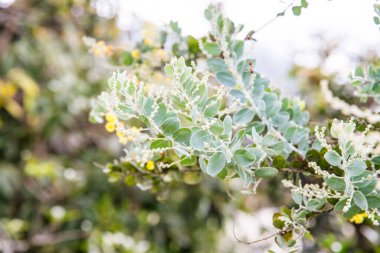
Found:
[232,223,277,245]
[255,0,297,34]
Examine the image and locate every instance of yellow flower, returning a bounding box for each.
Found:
[146,160,155,170]
[350,212,367,224]
[116,131,124,138]
[92,40,113,56]
[105,113,117,123]
[105,122,115,133]
[156,49,165,58]
[144,38,153,46]
[118,136,128,145]
[131,49,140,59]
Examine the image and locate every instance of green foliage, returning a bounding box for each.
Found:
[292,0,309,16]
[350,64,380,104]
[89,3,380,250]
[374,2,380,29]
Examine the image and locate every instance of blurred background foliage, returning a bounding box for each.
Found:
[1,0,380,252]
[0,1,229,252]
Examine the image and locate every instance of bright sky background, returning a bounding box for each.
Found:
[103,0,380,94]
[3,0,380,93]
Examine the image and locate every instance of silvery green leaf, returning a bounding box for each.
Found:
[210,119,224,136]
[359,179,376,195]
[251,127,261,142]
[236,167,254,188]
[251,121,265,134]
[175,56,186,68]
[207,152,226,176]
[342,204,362,219]
[180,155,197,166]
[142,96,155,116]
[206,58,227,72]
[216,72,236,87]
[203,42,222,56]
[311,139,322,151]
[222,115,232,140]
[180,71,194,92]
[190,106,199,123]
[355,64,365,78]
[263,93,277,108]
[242,72,251,88]
[334,198,348,212]
[202,96,221,118]
[353,191,368,210]
[160,117,181,136]
[272,111,290,127]
[252,83,265,102]
[292,191,303,205]
[233,149,256,167]
[150,139,171,149]
[190,129,212,150]
[233,40,244,59]
[164,64,174,77]
[347,159,366,177]
[153,103,167,126]
[264,147,279,157]
[325,176,346,192]
[233,108,254,125]
[265,101,281,118]
[199,157,207,173]
[262,133,278,147]
[291,127,308,144]
[170,95,186,111]
[193,84,208,106]
[284,126,297,142]
[229,129,245,151]
[229,89,245,102]
[254,167,278,178]
[367,196,380,209]
[324,150,342,167]
[271,141,286,154]
[306,199,326,211]
[249,147,266,162]
[173,128,192,144]
[352,171,377,195]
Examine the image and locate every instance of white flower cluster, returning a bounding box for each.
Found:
[321,80,380,123]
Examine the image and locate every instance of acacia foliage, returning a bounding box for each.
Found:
[90,3,380,250]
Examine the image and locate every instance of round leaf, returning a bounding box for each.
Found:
[216,72,236,87]
[190,129,212,150]
[255,167,278,178]
[324,150,341,167]
[353,191,368,210]
[233,149,256,167]
[206,152,226,176]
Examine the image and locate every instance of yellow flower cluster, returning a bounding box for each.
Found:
[104,112,141,145]
[156,49,166,59]
[105,113,117,133]
[350,212,367,224]
[131,49,140,59]
[146,160,155,170]
[91,40,113,56]
[142,28,156,46]
[117,126,140,144]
